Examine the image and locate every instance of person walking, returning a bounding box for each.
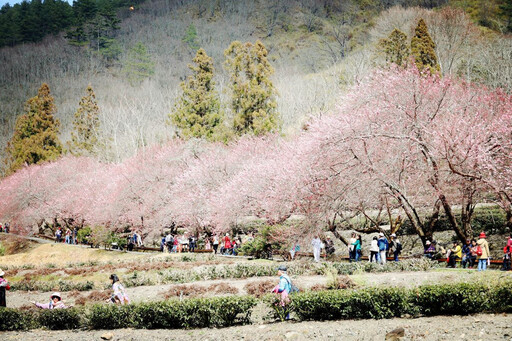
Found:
[0,269,11,307]
[213,235,219,254]
[311,235,323,262]
[477,232,491,271]
[377,233,389,264]
[272,265,292,320]
[65,228,71,244]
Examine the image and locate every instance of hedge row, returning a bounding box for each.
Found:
[291,282,512,321]
[3,282,510,331]
[10,259,439,291]
[0,296,257,331]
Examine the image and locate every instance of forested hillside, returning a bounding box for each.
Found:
[0,0,511,171]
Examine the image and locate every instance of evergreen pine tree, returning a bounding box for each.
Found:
[170,48,226,141]
[123,42,155,85]
[379,28,410,67]
[67,85,103,156]
[5,83,62,174]
[500,0,512,32]
[182,23,200,51]
[224,40,279,136]
[411,19,440,74]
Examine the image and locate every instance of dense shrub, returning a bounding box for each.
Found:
[0,308,35,330]
[491,283,512,312]
[87,296,257,330]
[411,282,508,316]
[87,304,134,329]
[2,282,511,331]
[289,281,512,321]
[38,307,83,330]
[133,296,257,329]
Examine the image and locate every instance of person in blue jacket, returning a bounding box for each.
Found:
[377,232,389,264]
[272,265,292,320]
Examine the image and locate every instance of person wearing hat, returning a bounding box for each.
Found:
[477,232,491,271]
[424,240,436,259]
[377,232,389,264]
[33,292,67,309]
[389,233,402,262]
[0,269,11,307]
[109,274,130,304]
[272,265,293,320]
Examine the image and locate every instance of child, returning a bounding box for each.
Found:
[109,274,130,305]
[33,292,67,309]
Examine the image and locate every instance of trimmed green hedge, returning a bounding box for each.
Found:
[291,282,512,321]
[1,282,511,331]
[0,308,36,331]
[0,295,257,331]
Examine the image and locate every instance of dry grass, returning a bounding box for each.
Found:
[310,283,327,291]
[0,235,36,255]
[208,283,239,294]
[163,284,208,299]
[0,242,146,267]
[244,279,275,297]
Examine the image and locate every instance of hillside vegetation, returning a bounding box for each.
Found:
[0,0,511,167]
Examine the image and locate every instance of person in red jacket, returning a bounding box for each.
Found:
[502,234,512,271]
[223,233,232,255]
[0,269,11,307]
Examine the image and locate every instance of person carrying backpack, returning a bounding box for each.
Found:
[390,234,402,262]
[477,232,491,271]
[272,265,294,320]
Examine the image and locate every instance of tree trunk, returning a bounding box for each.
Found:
[439,194,467,243]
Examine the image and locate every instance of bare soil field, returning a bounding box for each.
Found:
[1,313,510,340]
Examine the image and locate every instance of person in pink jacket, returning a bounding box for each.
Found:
[32,292,67,309]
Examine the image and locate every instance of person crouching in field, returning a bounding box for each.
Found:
[0,269,11,307]
[33,292,67,309]
[108,274,130,305]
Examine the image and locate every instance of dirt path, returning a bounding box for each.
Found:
[1,313,510,340]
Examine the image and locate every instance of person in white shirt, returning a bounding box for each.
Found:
[369,236,379,262]
[311,236,323,262]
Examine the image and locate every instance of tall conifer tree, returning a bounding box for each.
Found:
[379,28,410,67]
[224,40,279,136]
[411,19,440,74]
[123,42,155,85]
[68,85,103,156]
[170,48,225,141]
[5,83,62,174]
